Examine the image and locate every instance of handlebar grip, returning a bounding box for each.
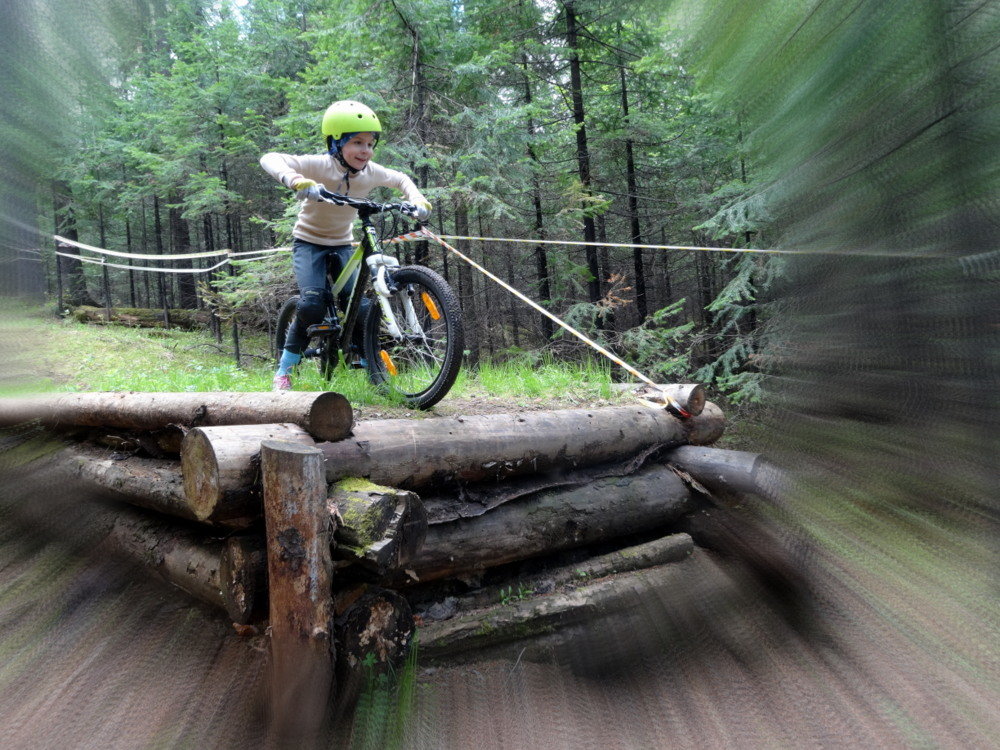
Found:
[400,202,431,222]
[300,184,323,202]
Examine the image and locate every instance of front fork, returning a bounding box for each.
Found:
[367,253,424,340]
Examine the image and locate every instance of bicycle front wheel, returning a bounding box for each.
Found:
[363,265,464,409]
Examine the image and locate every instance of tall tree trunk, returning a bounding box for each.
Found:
[125,216,137,306]
[596,214,615,331]
[52,180,97,307]
[395,0,430,265]
[140,199,151,307]
[153,194,171,324]
[454,198,479,367]
[620,56,647,322]
[170,196,197,309]
[521,53,553,341]
[564,1,600,303]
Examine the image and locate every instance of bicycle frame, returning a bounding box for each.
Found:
[314,200,425,366]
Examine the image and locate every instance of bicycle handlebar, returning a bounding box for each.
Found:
[315,185,428,222]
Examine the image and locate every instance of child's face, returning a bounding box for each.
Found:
[340,132,377,171]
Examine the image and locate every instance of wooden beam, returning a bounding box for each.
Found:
[0,391,353,442]
[261,439,335,743]
[319,403,725,489]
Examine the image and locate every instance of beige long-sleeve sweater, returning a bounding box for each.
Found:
[260,152,427,245]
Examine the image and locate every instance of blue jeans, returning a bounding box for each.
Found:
[282,238,368,354]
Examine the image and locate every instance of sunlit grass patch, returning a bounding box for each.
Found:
[473,356,616,400]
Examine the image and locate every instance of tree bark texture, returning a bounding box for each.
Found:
[182,423,315,523]
[261,440,335,741]
[403,463,699,583]
[417,551,702,662]
[52,447,199,523]
[413,532,693,620]
[0,390,353,442]
[665,445,790,503]
[319,403,724,490]
[105,510,261,623]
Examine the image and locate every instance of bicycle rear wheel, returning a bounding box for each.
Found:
[363,265,464,409]
[274,295,300,362]
[275,295,337,380]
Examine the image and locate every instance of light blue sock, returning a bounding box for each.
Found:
[276,349,301,376]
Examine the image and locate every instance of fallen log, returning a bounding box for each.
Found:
[417,551,703,661]
[402,463,699,583]
[413,532,694,621]
[665,445,766,497]
[319,403,725,490]
[70,305,211,330]
[52,447,198,523]
[329,479,427,577]
[15,488,263,622]
[611,382,707,415]
[665,445,790,502]
[0,391,353,442]
[53,448,429,572]
[181,423,315,522]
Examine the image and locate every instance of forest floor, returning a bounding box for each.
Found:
[0,310,996,748]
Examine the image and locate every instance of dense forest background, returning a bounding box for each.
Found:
[2,0,996,510]
[9,0,774,402]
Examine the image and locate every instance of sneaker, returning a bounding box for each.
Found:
[272,374,292,391]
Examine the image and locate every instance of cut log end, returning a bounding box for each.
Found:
[306,392,354,442]
[181,429,222,522]
[641,384,707,416]
[683,401,726,445]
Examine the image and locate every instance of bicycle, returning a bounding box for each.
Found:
[274,186,464,409]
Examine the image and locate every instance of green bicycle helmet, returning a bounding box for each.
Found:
[322,100,382,141]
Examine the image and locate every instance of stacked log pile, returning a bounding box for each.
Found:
[0,387,780,688]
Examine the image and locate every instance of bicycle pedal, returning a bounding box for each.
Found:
[306,323,341,335]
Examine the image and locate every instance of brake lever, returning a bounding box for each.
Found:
[316,186,346,205]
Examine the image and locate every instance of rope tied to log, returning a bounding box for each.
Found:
[416,227,693,418]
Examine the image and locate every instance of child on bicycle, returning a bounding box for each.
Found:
[261,99,431,391]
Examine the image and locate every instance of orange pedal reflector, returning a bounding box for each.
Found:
[379,350,398,376]
[421,291,441,320]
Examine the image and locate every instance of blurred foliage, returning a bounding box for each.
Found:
[673,0,999,517]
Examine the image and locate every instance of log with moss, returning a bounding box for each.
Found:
[328,478,427,577]
[417,546,704,661]
[69,305,211,329]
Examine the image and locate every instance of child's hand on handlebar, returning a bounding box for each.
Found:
[290,177,322,201]
[401,200,432,222]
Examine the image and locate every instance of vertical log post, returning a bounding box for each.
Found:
[261,440,335,742]
[101,258,112,322]
[227,261,241,367]
[55,247,64,314]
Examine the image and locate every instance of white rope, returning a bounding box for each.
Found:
[54,234,227,260]
[434,234,806,255]
[56,251,233,274]
[420,228,690,416]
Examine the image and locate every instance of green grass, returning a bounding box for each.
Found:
[3,307,625,409]
[473,356,616,400]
